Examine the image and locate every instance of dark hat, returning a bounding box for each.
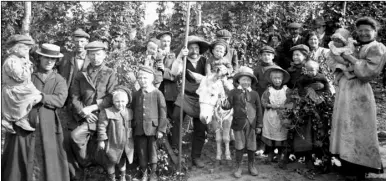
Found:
[112,85,132,104]
[85,41,107,51]
[355,17,379,31]
[73,29,90,39]
[210,39,228,54]
[263,65,290,84]
[187,35,210,54]
[290,44,310,55]
[6,34,35,46]
[216,29,232,38]
[259,45,276,54]
[314,17,326,27]
[233,66,258,84]
[288,22,302,29]
[156,31,173,39]
[138,65,155,75]
[35,43,64,58]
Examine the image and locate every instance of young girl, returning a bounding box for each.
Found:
[98,86,134,181]
[222,66,263,178]
[261,66,292,168]
[206,39,233,75]
[287,44,310,89]
[2,36,47,133]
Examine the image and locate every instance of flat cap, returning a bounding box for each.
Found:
[216,29,232,38]
[290,44,310,54]
[259,45,276,54]
[73,29,90,39]
[6,34,35,46]
[156,31,173,39]
[288,22,302,29]
[138,65,155,75]
[85,41,107,51]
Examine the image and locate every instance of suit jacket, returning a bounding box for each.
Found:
[57,51,90,90]
[158,52,178,101]
[277,36,305,70]
[70,64,118,130]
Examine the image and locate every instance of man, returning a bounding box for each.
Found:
[216,29,239,73]
[156,31,178,120]
[170,36,210,168]
[70,41,118,171]
[313,17,330,48]
[277,23,305,70]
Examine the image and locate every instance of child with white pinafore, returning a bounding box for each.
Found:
[260,65,292,169]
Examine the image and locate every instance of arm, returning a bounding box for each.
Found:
[41,76,68,109]
[205,60,212,75]
[157,91,168,133]
[221,91,234,110]
[97,109,109,141]
[260,89,271,108]
[71,73,86,116]
[231,49,239,72]
[255,92,263,128]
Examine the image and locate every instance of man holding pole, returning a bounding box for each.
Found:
[170,36,210,168]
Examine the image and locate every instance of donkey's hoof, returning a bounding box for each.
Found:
[214,160,221,167]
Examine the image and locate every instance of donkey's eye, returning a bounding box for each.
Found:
[210,93,215,97]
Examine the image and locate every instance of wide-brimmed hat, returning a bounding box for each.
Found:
[6,34,35,46]
[288,22,302,29]
[233,66,258,84]
[290,44,310,55]
[156,31,173,39]
[35,43,64,58]
[259,45,276,55]
[263,65,290,84]
[73,28,90,39]
[209,39,228,55]
[216,29,232,38]
[187,35,210,54]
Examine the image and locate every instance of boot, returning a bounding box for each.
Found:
[141,169,148,181]
[278,148,288,170]
[15,118,35,131]
[107,173,116,181]
[192,158,205,168]
[248,150,258,176]
[2,120,16,134]
[119,170,126,181]
[234,150,243,178]
[149,164,157,181]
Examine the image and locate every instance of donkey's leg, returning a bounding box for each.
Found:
[223,120,232,161]
[215,130,223,161]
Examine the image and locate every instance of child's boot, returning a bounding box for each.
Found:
[141,169,148,181]
[15,118,35,132]
[149,164,157,181]
[107,173,116,181]
[119,170,126,181]
[278,148,288,170]
[2,120,16,134]
[234,150,243,178]
[248,150,258,176]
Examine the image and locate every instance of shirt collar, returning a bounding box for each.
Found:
[87,63,104,73]
[237,85,252,92]
[142,85,156,93]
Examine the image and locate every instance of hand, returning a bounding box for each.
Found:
[156,131,163,139]
[157,62,165,71]
[98,141,105,150]
[82,106,96,116]
[85,113,98,123]
[308,82,324,90]
[180,48,189,57]
[256,128,262,134]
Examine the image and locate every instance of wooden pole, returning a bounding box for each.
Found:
[21,1,32,35]
[178,1,191,177]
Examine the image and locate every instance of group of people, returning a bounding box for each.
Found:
[1,16,385,181]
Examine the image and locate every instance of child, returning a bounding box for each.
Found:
[253,45,278,97]
[206,39,233,76]
[142,38,163,88]
[287,44,309,89]
[131,65,167,181]
[222,66,263,178]
[326,28,357,85]
[297,61,330,103]
[261,66,292,168]
[2,35,46,133]
[98,86,134,181]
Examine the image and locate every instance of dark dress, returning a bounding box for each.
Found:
[2,70,70,181]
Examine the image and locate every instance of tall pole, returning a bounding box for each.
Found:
[179,1,191,176]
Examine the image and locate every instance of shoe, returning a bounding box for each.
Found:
[234,163,242,178]
[149,172,157,181]
[192,158,205,168]
[107,173,116,181]
[234,150,243,178]
[15,118,35,131]
[248,151,258,176]
[2,120,16,134]
[141,169,148,181]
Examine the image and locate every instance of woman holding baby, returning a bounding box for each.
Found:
[329,17,386,180]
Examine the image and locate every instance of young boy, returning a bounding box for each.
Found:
[222,66,263,178]
[206,39,233,75]
[131,65,167,181]
[98,86,134,181]
[253,45,278,97]
[142,38,163,88]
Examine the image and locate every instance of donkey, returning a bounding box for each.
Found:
[195,67,234,166]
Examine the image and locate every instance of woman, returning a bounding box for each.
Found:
[2,43,70,181]
[267,32,282,50]
[330,17,386,180]
[305,31,335,94]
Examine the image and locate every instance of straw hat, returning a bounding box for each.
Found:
[233,66,258,84]
[35,43,63,58]
[187,35,210,54]
[263,65,290,84]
